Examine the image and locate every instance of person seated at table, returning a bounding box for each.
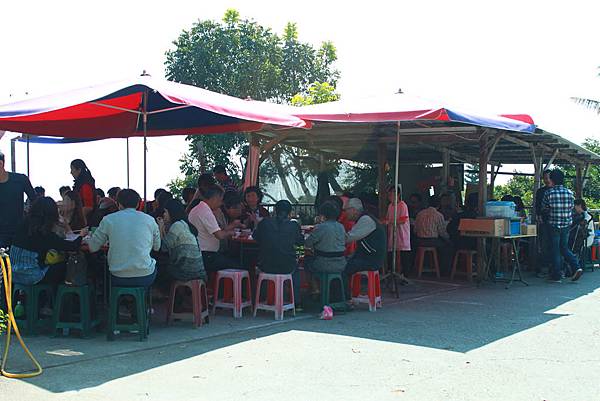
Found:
[415,195,453,275]
[408,193,424,222]
[304,201,346,275]
[213,164,238,193]
[447,192,478,251]
[214,191,243,252]
[242,186,270,230]
[343,198,387,299]
[107,187,121,202]
[439,193,457,221]
[182,186,196,209]
[147,188,168,215]
[331,195,357,256]
[151,191,173,219]
[188,184,244,272]
[513,196,527,220]
[254,200,304,303]
[157,199,206,282]
[34,186,46,198]
[86,189,161,287]
[95,188,105,206]
[10,197,83,287]
[570,198,595,261]
[186,173,217,214]
[59,186,71,198]
[60,190,88,232]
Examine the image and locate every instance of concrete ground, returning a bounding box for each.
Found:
[1,272,599,401]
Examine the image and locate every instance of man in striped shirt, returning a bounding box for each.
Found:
[542,169,582,282]
[414,195,453,274]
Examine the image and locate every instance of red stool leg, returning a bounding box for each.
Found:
[267,280,276,305]
[367,271,376,311]
[288,276,296,317]
[166,282,177,325]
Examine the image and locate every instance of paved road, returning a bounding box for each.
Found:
[1,273,599,400]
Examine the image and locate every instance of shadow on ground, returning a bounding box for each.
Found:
[2,270,599,393]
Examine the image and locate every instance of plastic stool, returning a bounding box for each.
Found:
[12,283,54,335]
[166,279,209,327]
[350,270,382,312]
[254,273,295,320]
[107,286,149,341]
[213,269,252,318]
[53,284,98,338]
[317,272,346,310]
[415,247,441,278]
[451,250,477,282]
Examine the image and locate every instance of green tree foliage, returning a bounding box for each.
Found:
[164,10,340,194]
[494,137,600,209]
[494,174,534,205]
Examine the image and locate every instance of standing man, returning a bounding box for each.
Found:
[542,169,582,282]
[0,151,36,247]
[534,169,552,277]
[213,165,238,193]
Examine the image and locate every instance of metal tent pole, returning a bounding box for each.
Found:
[142,90,148,211]
[126,137,130,188]
[26,135,30,178]
[392,121,401,293]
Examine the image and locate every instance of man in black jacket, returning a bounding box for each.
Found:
[0,151,36,248]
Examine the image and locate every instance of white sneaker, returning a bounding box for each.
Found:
[571,269,583,282]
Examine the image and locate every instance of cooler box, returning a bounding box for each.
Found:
[510,221,521,236]
[459,218,507,237]
[485,201,516,219]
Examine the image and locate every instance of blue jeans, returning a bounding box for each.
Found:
[550,226,580,280]
[537,223,552,273]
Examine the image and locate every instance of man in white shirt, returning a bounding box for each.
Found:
[87,189,161,287]
[188,184,243,272]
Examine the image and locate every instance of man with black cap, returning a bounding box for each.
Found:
[343,198,387,295]
[254,200,304,301]
[213,164,238,194]
[0,150,36,247]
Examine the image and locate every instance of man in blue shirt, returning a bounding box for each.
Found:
[542,169,582,282]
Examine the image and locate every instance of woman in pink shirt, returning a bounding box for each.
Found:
[385,186,410,274]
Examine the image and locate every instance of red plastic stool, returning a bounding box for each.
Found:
[213,269,252,318]
[350,270,382,312]
[166,280,209,328]
[254,273,295,320]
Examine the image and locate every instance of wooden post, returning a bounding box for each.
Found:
[377,142,388,218]
[576,165,583,198]
[243,134,261,189]
[441,149,450,193]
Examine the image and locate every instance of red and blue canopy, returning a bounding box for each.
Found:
[0,76,309,138]
[289,93,536,133]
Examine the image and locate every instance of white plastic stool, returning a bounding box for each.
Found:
[213,269,252,318]
[253,273,295,320]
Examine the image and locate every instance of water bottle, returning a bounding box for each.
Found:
[14,301,25,318]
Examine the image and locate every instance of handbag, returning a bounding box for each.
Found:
[65,252,88,286]
[45,249,66,265]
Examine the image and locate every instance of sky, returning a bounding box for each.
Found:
[1,0,599,199]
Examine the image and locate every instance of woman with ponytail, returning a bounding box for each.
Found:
[70,159,96,219]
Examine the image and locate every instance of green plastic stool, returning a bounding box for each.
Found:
[107,287,149,342]
[13,283,54,335]
[53,284,98,338]
[317,272,346,311]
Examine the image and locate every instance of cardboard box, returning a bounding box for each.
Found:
[521,224,537,235]
[459,218,507,237]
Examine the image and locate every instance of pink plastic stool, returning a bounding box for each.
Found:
[213,269,252,318]
[350,270,382,312]
[253,273,295,321]
[166,279,209,328]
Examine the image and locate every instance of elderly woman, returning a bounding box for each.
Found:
[242,186,270,230]
[304,201,347,274]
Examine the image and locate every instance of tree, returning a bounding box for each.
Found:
[164,10,340,195]
[564,137,600,208]
[494,174,534,205]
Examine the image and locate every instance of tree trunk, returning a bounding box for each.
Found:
[290,155,312,198]
[329,173,343,193]
[271,150,298,203]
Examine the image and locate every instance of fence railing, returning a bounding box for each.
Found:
[263,203,316,225]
